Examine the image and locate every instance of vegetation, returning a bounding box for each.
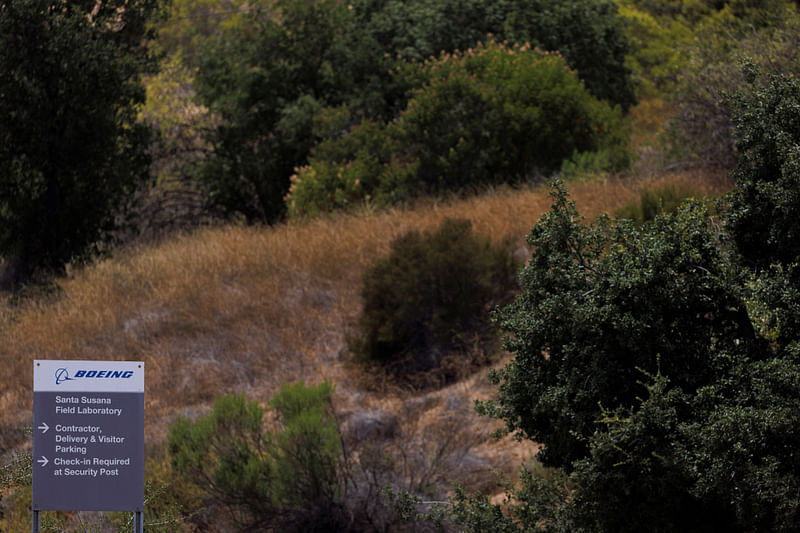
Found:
[452,70,800,532]
[350,218,517,381]
[287,41,629,217]
[192,0,635,223]
[168,383,344,531]
[4,0,800,531]
[0,0,162,288]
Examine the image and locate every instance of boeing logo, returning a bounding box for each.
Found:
[54,368,134,384]
[54,368,74,385]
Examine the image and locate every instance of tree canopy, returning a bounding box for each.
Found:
[466,71,800,532]
[0,0,162,287]
[193,0,635,223]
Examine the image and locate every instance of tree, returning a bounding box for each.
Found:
[456,72,800,532]
[194,0,387,223]
[0,0,163,287]
[486,184,752,467]
[286,41,629,217]
[727,67,800,268]
[352,0,637,110]
[196,0,636,223]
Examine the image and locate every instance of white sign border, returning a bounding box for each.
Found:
[34,360,144,393]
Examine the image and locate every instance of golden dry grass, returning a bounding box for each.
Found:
[0,169,732,480]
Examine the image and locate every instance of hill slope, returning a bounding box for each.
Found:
[0,170,730,522]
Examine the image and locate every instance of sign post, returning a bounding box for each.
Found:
[33,360,144,531]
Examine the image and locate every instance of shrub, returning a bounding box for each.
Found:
[350,218,517,383]
[352,0,636,110]
[615,183,701,223]
[726,68,800,268]
[168,382,346,531]
[287,41,629,217]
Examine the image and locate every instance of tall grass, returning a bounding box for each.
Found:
[0,171,730,450]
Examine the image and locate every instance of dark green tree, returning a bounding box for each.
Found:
[286,41,629,217]
[196,0,635,223]
[727,68,800,269]
[452,72,800,533]
[352,0,636,110]
[0,0,162,288]
[487,185,754,467]
[194,0,390,223]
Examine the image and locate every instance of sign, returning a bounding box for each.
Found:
[33,360,144,511]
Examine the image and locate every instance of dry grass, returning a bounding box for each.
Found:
[0,170,732,484]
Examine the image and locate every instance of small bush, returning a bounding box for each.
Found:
[350,218,517,383]
[168,382,346,532]
[615,183,700,223]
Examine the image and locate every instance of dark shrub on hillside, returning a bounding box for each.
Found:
[350,218,517,383]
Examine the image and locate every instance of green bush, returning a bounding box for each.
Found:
[615,183,700,223]
[350,218,517,382]
[287,41,629,217]
[727,68,800,268]
[446,179,800,533]
[486,182,750,468]
[352,0,636,110]
[167,382,345,531]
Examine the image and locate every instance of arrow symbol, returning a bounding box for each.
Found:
[38,422,49,434]
[37,456,49,467]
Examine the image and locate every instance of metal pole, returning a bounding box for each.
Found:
[31,510,39,533]
[135,510,144,533]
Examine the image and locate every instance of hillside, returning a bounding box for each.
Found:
[0,168,730,529]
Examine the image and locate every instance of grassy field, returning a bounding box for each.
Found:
[0,168,731,519]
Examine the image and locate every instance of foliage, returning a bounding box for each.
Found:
[152,0,248,67]
[193,0,391,223]
[0,0,163,287]
[350,218,517,380]
[285,111,418,217]
[666,3,800,167]
[287,41,629,217]
[454,70,800,531]
[484,182,748,467]
[168,383,346,531]
[195,0,636,223]
[351,0,637,110]
[726,69,800,268]
[615,183,702,223]
[617,0,696,98]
